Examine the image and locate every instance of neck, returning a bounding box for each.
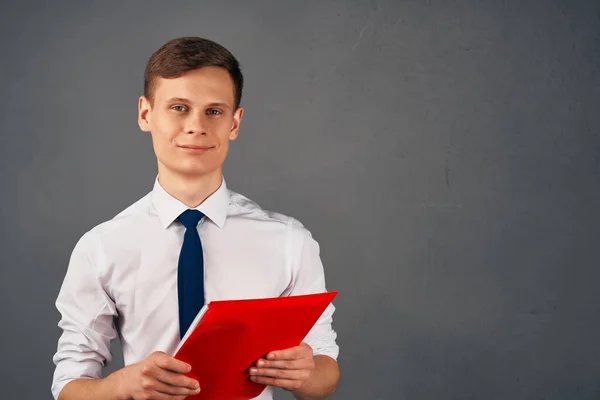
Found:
[157,166,223,208]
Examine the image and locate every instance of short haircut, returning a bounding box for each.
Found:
[144,37,244,108]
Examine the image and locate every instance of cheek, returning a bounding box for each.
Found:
[150,121,179,154]
[212,119,234,141]
[216,141,232,164]
[157,118,181,140]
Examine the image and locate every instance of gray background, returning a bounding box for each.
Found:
[1,0,599,399]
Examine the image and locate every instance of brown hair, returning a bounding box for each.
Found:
[144,37,244,108]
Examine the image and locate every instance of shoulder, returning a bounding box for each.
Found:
[73,192,154,254]
[227,189,312,238]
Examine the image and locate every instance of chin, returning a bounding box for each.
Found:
[159,158,222,179]
[178,166,221,178]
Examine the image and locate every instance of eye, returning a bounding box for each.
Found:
[206,109,222,116]
[171,105,187,112]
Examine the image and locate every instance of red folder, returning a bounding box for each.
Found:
[172,291,338,399]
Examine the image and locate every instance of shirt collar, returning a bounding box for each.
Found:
[151,175,230,229]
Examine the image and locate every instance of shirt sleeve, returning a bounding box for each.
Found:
[288,219,339,361]
[51,232,118,400]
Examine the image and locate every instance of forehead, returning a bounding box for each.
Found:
[153,66,235,105]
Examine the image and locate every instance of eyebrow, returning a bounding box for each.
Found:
[165,97,231,109]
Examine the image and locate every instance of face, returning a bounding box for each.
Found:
[138,66,243,180]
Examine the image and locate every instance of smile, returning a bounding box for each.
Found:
[178,145,214,154]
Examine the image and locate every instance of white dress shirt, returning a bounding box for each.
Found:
[51,177,338,400]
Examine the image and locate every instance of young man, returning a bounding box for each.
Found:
[51,37,339,400]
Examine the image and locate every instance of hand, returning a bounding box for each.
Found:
[249,342,315,392]
[116,351,201,400]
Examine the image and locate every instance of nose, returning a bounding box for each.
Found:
[184,113,207,135]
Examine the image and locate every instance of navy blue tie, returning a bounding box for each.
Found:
[177,209,205,339]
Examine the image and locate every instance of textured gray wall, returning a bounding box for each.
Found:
[1,1,599,399]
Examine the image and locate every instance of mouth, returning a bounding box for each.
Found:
[177,144,214,154]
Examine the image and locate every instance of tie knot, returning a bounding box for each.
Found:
[178,209,204,228]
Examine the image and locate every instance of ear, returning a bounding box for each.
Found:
[138,96,152,132]
[229,106,244,141]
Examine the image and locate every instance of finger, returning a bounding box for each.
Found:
[255,358,313,370]
[154,368,200,390]
[269,342,313,361]
[145,378,201,397]
[153,354,192,374]
[137,391,178,400]
[250,375,303,391]
[266,345,304,361]
[145,391,189,400]
[250,367,309,381]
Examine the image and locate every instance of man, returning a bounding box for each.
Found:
[51,37,339,400]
